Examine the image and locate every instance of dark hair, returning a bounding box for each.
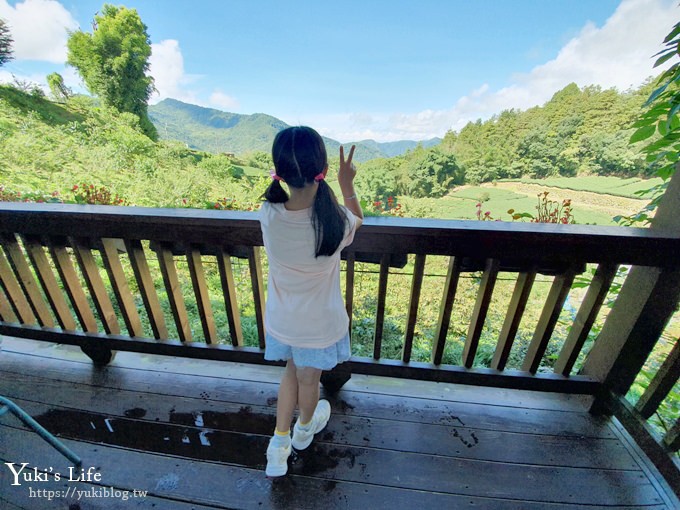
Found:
[264,126,348,257]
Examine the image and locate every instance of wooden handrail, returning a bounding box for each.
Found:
[0,202,679,401]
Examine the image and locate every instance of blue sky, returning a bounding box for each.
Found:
[0,0,677,142]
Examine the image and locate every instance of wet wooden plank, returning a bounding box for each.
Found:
[1,424,610,510]
[125,239,168,339]
[0,349,617,438]
[403,253,425,363]
[0,336,595,412]
[99,238,144,337]
[0,413,662,507]
[0,377,639,470]
[48,243,99,333]
[463,258,499,368]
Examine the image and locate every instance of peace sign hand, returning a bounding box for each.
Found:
[338,144,357,190]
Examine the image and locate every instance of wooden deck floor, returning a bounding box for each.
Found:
[0,337,677,510]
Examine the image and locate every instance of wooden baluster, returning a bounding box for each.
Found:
[554,263,618,376]
[248,246,266,349]
[345,252,355,335]
[403,254,426,363]
[432,256,462,365]
[1,234,54,327]
[186,246,217,344]
[0,248,36,325]
[125,239,168,340]
[70,237,120,335]
[0,284,18,322]
[156,243,192,342]
[217,248,243,347]
[522,269,576,374]
[21,235,77,331]
[99,238,143,337]
[49,243,98,333]
[492,270,537,371]
[373,254,390,360]
[635,338,680,419]
[664,419,680,451]
[463,258,500,368]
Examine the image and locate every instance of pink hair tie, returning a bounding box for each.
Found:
[314,173,325,182]
[270,169,282,181]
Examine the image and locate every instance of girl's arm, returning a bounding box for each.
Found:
[338,145,363,226]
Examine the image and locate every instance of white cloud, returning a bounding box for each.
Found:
[209,90,239,110]
[0,0,78,62]
[318,0,678,142]
[149,39,239,111]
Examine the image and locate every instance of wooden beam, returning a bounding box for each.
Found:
[48,243,98,333]
[186,246,217,344]
[432,257,461,365]
[156,244,192,342]
[1,234,54,327]
[554,263,618,376]
[70,237,120,335]
[635,338,680,420]
[247,246,266,349]
[492,270,536,371]
[463,259,499,368]
[217,249,243,347]
[403,254,426,363]
[21,235,76,331]
[124,239,168,339]
[99,238,143,337]
[522,270,575,374]
[373,254,390,360]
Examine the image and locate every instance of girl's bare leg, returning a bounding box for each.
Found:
[275,360,298,432]
[296,366,322,423]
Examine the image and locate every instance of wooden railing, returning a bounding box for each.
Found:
[1,200,679,491]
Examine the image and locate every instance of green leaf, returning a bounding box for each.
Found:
[654,50,677,68]
[646,83,670,105]
[630,125,656,143]
[663,23,680,44]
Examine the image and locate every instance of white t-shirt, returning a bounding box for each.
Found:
[259,201,358,348]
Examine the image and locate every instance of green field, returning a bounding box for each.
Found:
[399,183,627,225]
[511,176,663,199]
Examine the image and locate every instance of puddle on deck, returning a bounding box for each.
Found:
[34,407,360,476]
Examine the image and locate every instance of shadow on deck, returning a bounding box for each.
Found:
[0,337,677,510]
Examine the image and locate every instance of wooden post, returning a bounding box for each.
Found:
[580,166,680,406]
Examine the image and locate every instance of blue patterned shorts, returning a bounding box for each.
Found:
[264,332,351,370]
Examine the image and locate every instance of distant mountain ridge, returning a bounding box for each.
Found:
[148,99,441,162]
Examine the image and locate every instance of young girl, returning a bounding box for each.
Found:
[259,126,363,477]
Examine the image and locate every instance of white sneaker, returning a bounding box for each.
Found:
[265,439,292,477]
[292,399,331,451]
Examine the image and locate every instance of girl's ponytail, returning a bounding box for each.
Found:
[264,179,288,203]
[312,180,347,257]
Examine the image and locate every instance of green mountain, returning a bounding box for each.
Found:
[148,99,441,162]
